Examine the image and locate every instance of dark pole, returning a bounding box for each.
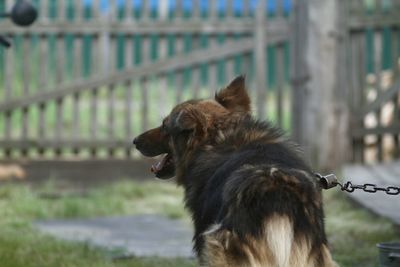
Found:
[0,36,11,47]
[0,0,38,48]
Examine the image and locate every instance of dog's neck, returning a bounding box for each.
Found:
[175,114,290,186]
[212,114,287,147]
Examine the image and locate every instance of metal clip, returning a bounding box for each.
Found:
[315,173,339,190]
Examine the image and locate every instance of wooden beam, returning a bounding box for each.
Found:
[0,19,290,36]
[0,140,131,149]
[0,39,264,112]
[0,159,157,183]
[290,0,308,144]
[254,1,267,119]
[352,124,400,137]
[348,16,400,31]
[357,79,400,118]
[291,0,350,170]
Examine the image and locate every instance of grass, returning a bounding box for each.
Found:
[0,227,196,267]
[0,180,194,267]
[324,189,400,266]
[0,179,398,267]
[0,179,188,222]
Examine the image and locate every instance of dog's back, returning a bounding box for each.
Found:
[183,121,337,267]
[199,163,336,267]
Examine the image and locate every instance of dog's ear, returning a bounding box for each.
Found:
[215,75,251,113]
[174,105,207,136]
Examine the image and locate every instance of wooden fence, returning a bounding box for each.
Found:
[346,0,400,163]
[0,0,292,159]
[288,0,400,169]
[2,0,399,170]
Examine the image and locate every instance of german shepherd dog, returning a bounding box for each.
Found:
[133,76,337,267]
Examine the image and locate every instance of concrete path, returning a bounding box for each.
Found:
[35,214,194,259]
[343,160,400,225]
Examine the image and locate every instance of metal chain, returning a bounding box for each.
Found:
[314,173,400,196]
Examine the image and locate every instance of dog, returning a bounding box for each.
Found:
[133,76,337,267]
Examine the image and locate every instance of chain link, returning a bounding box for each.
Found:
[315,173,400,196]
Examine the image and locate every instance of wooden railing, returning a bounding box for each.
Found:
[0,0,292,159]
[346,0,400,163]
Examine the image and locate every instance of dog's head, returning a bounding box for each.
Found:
[133,75,250,180]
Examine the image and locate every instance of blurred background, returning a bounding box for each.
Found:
[0,0,293,162]
[0,0,399,266]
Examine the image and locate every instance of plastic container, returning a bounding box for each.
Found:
[377,242,400,267]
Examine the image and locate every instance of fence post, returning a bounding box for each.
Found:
[254,1,267,120]
[291,0,350,170]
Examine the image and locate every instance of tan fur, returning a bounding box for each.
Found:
[243,130,285,145]
[202,215,338,267]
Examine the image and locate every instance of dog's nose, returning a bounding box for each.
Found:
[133,138,138,145]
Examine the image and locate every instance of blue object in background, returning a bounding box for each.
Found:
[81,0,293,15]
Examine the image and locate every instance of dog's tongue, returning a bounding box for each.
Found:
[151,155,168,173]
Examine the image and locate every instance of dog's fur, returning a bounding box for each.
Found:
[134,76,337,267]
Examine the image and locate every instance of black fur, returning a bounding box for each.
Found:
[134,89,334,265]
[181,116,327,259]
